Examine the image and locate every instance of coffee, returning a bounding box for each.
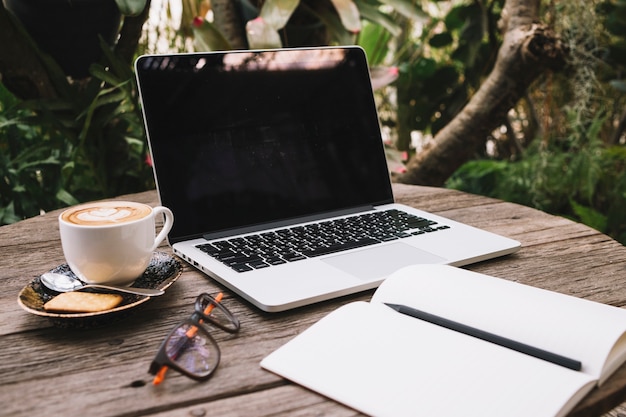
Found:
[61,202,151,226]
[59,201,174,285]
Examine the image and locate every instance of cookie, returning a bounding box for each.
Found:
[43,292,123,313]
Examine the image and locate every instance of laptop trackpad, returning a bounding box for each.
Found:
[322,242,446,280]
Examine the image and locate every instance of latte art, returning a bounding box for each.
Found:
[77,208,132,222]
[62,202,151,226]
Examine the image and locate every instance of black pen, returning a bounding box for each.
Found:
[384,303,582,371]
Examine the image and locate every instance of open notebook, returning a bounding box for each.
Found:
[261,264,626,416]
[135,46,520,312]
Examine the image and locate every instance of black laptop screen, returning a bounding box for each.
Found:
[136,47,394,242]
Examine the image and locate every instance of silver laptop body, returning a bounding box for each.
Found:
[135,46,520,312]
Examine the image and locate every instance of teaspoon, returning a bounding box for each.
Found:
[40,272,164,297]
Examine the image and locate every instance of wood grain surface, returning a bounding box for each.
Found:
[1,184,625,417]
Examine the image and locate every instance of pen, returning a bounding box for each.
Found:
[384,303,582,371]
[153,292,224,385]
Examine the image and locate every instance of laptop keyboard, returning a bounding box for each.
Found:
[196,209,450,272]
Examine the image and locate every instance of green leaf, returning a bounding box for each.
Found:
[246,17,283,49]
[0,202,22,225]
[458,3,485,44]
[445,5,466,31]
[307,4,356,45]
[330,0,362,33]
[61,161,75,179]
[357,2,402,37]
[56,188,80,206]
[94,90,128,113]
[125,137,145,154]
[359,22,392,66]
[429,32,453,48]
[259,0,300,29]
[0,118,21,130]
[0,83,19,109]
[115,0,147,16]
[413,58,437,78]
[95,37,134,81]
[570,200,607,232]
[377,0,428,21]
[192,18,233,51]
[89,65,124,87]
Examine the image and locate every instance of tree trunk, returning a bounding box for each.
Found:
[397,0,567,186]
[212,0,248,49]
[116,0,152,66]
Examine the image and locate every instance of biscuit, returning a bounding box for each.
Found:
[44,292,123,313]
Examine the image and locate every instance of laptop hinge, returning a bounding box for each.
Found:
[201,205,376,241]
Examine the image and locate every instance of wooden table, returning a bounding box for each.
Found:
[2,184,626,417]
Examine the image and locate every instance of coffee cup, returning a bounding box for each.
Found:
[58,201,174,286]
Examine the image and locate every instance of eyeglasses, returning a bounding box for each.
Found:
[149,292,240,384]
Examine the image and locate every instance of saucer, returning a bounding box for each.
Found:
[17,252,183,328]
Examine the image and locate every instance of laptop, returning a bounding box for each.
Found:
[135,46,520,312]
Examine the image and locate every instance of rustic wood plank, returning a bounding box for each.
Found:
[1,185,626,417]
[150,384,361,417]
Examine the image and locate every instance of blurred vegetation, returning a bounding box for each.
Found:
[445,0,626,245]
[0,0,153,223]
[1,0,625,246]
[0,43,153,223]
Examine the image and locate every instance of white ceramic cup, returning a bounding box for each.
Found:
[58,201,174,286]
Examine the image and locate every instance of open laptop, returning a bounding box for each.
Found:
[135,46,520,312]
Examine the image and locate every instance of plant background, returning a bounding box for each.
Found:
[1,0,625,245]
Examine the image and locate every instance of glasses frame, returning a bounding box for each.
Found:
[149,293,240,381]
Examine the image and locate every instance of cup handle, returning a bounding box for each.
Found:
[151,206,174,252]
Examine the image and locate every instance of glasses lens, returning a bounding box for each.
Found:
[164,322,220,379]
[196,294,240,333]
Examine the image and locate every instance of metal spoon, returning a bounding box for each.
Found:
[40,272,164,297]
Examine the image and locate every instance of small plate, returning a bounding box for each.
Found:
[18,252,183,328]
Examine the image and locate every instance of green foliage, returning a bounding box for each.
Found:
[394,0,503,151]
[0,84,63,223]
[5,0,626,249]
[446,0,626,246]
[447,112,626,245]
[0,41,154,225]
[359,21,393,66]
[600,0,626,95]
[181,0,423,51]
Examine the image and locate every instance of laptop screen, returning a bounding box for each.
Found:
[136,47,394,242]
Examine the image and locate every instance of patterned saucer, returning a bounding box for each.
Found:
[18,252,182,328]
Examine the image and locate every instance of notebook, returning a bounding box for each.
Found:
[134,46,520,312]
[261,264,626,417]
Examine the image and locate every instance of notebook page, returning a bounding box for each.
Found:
[371,264,626,382]
[261,301,595,417]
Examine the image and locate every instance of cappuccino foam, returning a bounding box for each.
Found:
[62,202,151,226]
